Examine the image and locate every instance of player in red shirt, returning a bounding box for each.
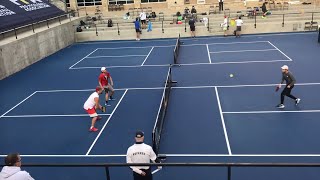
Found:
[98,67,115,106]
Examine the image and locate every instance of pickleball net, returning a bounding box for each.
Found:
[173,34,181,65]
[152,67,173,155]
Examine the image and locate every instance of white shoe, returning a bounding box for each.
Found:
[276,104,285,109]
[295,98,301,105]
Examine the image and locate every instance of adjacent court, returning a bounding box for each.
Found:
[1,32,320,180]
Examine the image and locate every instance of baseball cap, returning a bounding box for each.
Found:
[281,65,289,70]
[96,86,102,92]
[101,67,106,72]
[135,131,144,138]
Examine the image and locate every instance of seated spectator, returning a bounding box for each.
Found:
[0,153,34,180]
[261,2,268,18]
[191,6,197,14]
[183,7,190,19]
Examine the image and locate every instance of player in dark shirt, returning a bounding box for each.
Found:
[276,65,301,109]
[189,17,196,38]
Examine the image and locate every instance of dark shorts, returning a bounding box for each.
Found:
[236,26,241,31]
[133,168,152,180]
[190,26,195,31]
[135,29,141,33]
[141,20,146,24]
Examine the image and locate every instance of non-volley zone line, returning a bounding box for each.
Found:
[4,154,320,157]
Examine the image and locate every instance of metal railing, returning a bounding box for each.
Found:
[0,12,80,40]
[2,162,320,180]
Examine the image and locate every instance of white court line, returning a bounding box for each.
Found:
[206,44,212,63]
[223,110,320,114]
[86,55,147,58]
[70,59,291,69]
[163,154,320,157]
[0,91,37,119]
[76,32,314,45]
[86,90,128,155]
[215,87,232,155]
[34,82,320,93]
[141,47,154,66]
[71,65,144,69]
[78,41,268,52]
[36,87,163,93]
[4,154,320,157]
[2,114,111,118]
[209,59,291,65]
[0,154,126,157]
[69,49,98,69]
[210,49,277,54]
[267,41,293,61]
[152,169,161,174]
[97,45,175,50]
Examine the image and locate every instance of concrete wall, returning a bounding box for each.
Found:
[0,19,80,80]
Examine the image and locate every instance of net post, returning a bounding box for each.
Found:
[96,25,98,36]
[184,19,187,32]
[207,18,210,31]
[105,166,111,180]
[228,166,231,180]
[311,12,314,24]
[117,23,120,35]
[318,26,320,43]
[14,28,17,39]
[162,21,164,33]
[254,13,257,28]
[282,14,284,27]
[32,23,35,33]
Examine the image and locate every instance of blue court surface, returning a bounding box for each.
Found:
[1,32,320,180]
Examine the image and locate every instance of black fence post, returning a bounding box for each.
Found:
[311,12,314,24]
[47,20,49,28]
[14,28,17,39]
[32,23,35,33]
[254,14,257,28]
[228,166,231,180]
[105,166,111,180]
[117,23,120,35]
[162,21,164,33]
[96,25,98,36]
[207,18,210,31]
[282,14,284,27]
[184,19,187,32]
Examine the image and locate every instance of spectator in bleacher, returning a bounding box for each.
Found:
[218,0,224,12]
[222,15,228,36]
[0,153,34,180]
[261,2,268,18]
[140,11,147,29]
[191,6,197,14]
[134,18,141,41]
[189,16,196,38]
[147,19,152,32]
[183,7,190,19]
[191,6,198,21]
[235,16,243,37]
